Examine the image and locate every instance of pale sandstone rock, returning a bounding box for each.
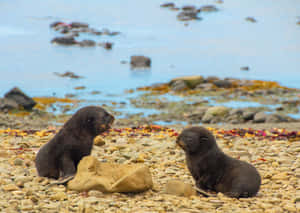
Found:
[2,184,19,191]
[164,180,196,197]
[50,192,67,201]
[94,135,106,146]
[68,156,153,193]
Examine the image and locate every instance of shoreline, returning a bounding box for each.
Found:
[0,124,299,212]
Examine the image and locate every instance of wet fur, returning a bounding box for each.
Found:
[177,126,261,198]
[35,106,114,179]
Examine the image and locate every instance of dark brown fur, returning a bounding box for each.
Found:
[176,126,261,198]
[35,106,114,179]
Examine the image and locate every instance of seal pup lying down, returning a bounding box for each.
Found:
[176,126,261,198]
[35,106,114,179]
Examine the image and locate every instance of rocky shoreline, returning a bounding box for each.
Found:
[0,78,299,212]
[0,125,299,212]
[1,75,300,129]
[131,75,300,125]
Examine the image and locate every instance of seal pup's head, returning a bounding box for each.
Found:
[65,106,114,136]
[176,126,217,155]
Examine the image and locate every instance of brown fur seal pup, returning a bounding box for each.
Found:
[176,126,261,198]
[35,106,114,179]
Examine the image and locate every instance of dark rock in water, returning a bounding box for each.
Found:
[240,66,250,71]
[275,106,284,111]
[78,40,96,47]
[70,22,89,28]
[90,29,103,36]
[170,7,180,11]
[182,5,199,12]
[98,42,113,50]
[54,71,83,79]
[160,2,175,8]
[60,27,70,34]
[177,11,201,21]
[245,17,257,23]
[199,5,218,12]
[170,80,188,91]
[4,87,36,110]
[50,22,71,32]
[90,91,101,95]
[65,93,76,98]
[253,112,267,123]
[130,56,151,68]
[213,80,232,88]
[0,98,19,111]
[50,21,66,28]
[51,36,77,45]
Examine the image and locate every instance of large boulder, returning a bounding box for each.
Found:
[227,108,244,124]
[67,156,153,193]
[70,22,89,28]
[253,112,267,123]
[78,40,96,47]
[51,36,77,45]
[242,110,256,121]
[130,56,151,69]
[170,76,204,89]
[170,80,188,92]
[4,87,36,110]
[213,80,233,88]
[0,98,19,111]
[265,114,288,123]
[202,106,229,123]
[165,180,196,197]
[186,107,208,123]
[177,11,201,21]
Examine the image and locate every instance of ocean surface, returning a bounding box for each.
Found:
[1,0,300,101]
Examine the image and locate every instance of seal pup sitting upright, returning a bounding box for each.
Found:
[35,106,114,179]
[176,126,261,198]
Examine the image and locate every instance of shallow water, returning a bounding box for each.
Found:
[1,0,300,101]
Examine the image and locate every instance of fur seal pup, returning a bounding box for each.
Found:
[35,106,114,179]
[176,126,261,198]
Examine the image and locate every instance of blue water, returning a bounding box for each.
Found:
[212,100,281,109]
[1,0,300,100]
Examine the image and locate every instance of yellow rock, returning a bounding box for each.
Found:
[135,153,147,163]
[127,138,136,144]
[93,135,106,146]
[170,75,204,88]
[283,204,297,212]
[68,156,153,193]
[2,184,19,191]
[272,172,289,180]
[0,151,9,158]
[164,180,196,197]
[50,192,67,201]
